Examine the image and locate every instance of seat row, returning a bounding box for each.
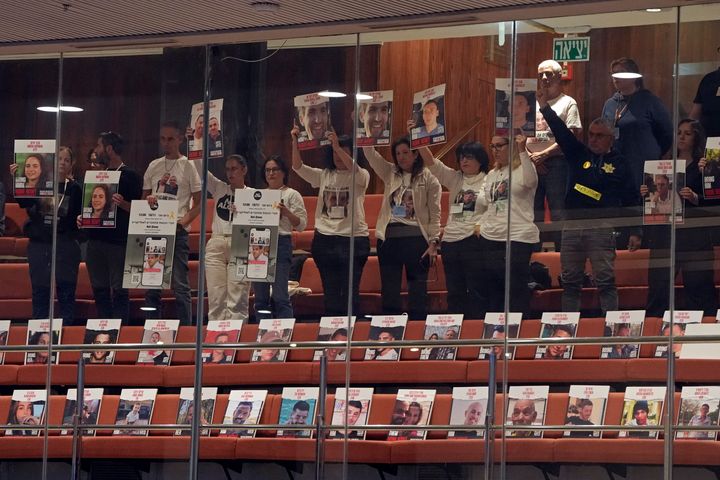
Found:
[0,392,715,466]
[0,318,717,386]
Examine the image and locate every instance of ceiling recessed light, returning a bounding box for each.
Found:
[319,90,346,98]
[140,306,157,311]
[37,106,59,112]
[356,93,373,100]
[612,72,643,79]
[646,8,662,13]
[37,105,83,112]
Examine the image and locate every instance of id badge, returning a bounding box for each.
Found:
[329,206,345,219]
[450,204,463,215]
[392,205,407,217]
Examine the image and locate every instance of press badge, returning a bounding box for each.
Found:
[392,205,407,217]
[450,204,463,215]
[329,206,345,219]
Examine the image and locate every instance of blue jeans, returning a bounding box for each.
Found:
[145,226,192,325]
[534,156,568,248]
[560,227,617,313]
[253,234,293,320]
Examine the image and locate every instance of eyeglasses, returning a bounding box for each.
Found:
[490,142,509,150]
[265,167,281,173]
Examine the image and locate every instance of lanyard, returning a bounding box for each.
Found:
[614,97,630,127]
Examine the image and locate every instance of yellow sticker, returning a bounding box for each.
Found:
[582,161,591,169]
[574,183,602,201]
[601,163,615,174]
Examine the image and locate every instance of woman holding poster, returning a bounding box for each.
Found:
[363,139,441,320]
[10,146,82,323]
[253,156,307,320]
[291,127,370,316]
[643,119,717,316]
[418,135,489,317]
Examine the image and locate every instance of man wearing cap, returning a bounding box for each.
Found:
[691,47,720,137]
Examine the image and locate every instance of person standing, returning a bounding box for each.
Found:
[142,121,202,325]
[201,154,251,321]
[81,132,142,323]
[292,128,370,316]
[690,46,720,138]
[12,147,82,323]
[527,59,582,250]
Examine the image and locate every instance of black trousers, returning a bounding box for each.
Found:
[311,231,370,316]
[478,237,534,317]
[441,235,486,318]
[27,237,81,324]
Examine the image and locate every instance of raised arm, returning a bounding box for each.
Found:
[537,87,584,161]
[362,146,393,179]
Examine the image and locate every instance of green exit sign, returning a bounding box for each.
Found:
[553,37,590,62]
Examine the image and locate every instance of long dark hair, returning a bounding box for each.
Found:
[391,137,423,180]
[88,184,113,219]
[678,118,707,163]
[263,155,289,186]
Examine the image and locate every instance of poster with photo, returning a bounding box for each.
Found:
[654,310,703,358]
[6,389,47,436]
[600,310,645,359]
[676,386,720,440]
[175,387,217,436]
[220,390,268,438]
[13,139,55,198]
[122,200,178,289]
[356,90,393,147]
[387,389,436,441]
[364,314,408,361]
[294,92,331,150]
[563,385,609,438]
[80,170,121,228]
[703,137,720,199]
[313,316,355,361]
[619,386,666,439]
[188,98,224,160]
[136,319,179,366]
[680,323,720,360]
[329,387,373,440]
[505,386,549,438]
[419,314,463,360]
[251,318,295,363]
[448,386,489,439]
[410,84,447,148]
[0,320,10,365]
[479,312,522,360]
[277,387,319,438]
[643,160,686,225]
[83,319,121,365]
[61,388,103,435]
[25,319,62,365]
[535,312,580,360]
[202,320,242,364]
[494,79,538,137]
[113,388,157,436]
[231,188,281,283]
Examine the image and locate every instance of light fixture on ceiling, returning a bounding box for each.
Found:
[140,306,157,311]
[37,105,84,112]
[612,72,643,79]
[318,90,346,98]
[250,1,280,12]
[646,8,663,13]
[554,25,592,35]
[356,93,373,100]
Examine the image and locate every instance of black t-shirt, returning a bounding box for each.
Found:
[694,68,720,137]
[565,415,594,438]
[85,165,143,245]
[18,179,83,242]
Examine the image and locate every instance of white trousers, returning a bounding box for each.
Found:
[205,236,250,321]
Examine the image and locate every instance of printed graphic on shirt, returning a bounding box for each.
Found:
[155,173,179,198]
[390,186,415,219]
[321,186,350,219]
[452,189,479,217]
[215,194,234,222]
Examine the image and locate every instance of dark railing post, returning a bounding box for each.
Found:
[316,354,328,480]
[71,357,85,480]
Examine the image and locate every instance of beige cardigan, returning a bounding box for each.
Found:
[364,147,442,243]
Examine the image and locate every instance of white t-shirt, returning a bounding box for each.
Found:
[526,93,582,155]
[276,187,308,236]
[389,173,419,227]
[428,159,486,243]
[480,151,539,244]
[203,169,241,236]
[143,155,202,231]
[294,164,369,237]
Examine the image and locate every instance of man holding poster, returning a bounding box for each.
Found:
[141,121,201,325]
[81,131,142,323]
